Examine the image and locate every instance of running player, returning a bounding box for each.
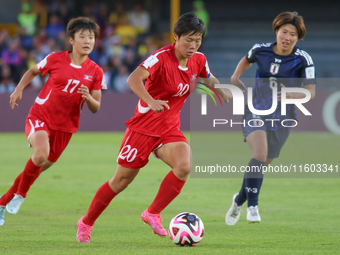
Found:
[0,17,106,226]
[225,12,316,225]
[76,12,231,243]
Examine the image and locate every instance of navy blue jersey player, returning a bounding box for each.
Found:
[226,12,316,225]
[245,42,315,131]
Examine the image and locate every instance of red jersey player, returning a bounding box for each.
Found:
[0,17,106,226]
[76,13,231,243]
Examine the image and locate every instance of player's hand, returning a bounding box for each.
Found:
[9,88,23,109]
[78,85,91,101]
[231,77,246,91]
[278,84,291,101]
[222,89,233,103]
[148,99,170,113]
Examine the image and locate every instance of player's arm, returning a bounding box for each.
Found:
[78,86,101,113]
[231,56,252,91]
[278,84,315,101]
[10,65,42,109]
[201,73,232,103]
[305,84,315,100]
[127,66,170,113]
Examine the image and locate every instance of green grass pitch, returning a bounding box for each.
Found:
[0,132,339,254]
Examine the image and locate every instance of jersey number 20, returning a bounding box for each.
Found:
[118,144,138,162]
[173,83,189,97]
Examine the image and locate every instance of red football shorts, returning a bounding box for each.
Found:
[25,117,72,162]
[117,128,188,169]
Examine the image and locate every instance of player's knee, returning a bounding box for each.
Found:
[175,161,191,178]
[32,151,49,166]
[116,177,134,193]
[252,152,267,162]
[41,161,54,172]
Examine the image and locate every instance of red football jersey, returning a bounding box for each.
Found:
[125,44,210,136]
[28,51,106,133]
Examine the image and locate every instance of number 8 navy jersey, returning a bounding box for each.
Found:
[245,42,316,130]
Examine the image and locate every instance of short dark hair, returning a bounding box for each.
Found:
[174,12,205,39]
[66,17,100,40]
[273,12,306,40]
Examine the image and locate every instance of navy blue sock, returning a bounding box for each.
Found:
[235,179,247,206]
[244,158,265,207]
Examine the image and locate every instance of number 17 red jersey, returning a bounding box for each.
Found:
[28,51,106,133]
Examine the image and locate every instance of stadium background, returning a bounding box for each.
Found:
[0,2,339,254]
[0,0,339,134]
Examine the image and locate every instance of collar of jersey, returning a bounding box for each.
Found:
[272,42,298,56]
[171,43,189,71]
[66,50,89,69]
[70,63,82,69]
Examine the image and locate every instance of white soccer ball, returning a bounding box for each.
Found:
[169,212,204,246]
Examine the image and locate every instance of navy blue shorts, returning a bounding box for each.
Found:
[242,111,291,159]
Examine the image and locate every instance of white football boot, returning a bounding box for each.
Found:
[0,206,5,226]
[247,205,261,223]
[0,196,5,225]
[225,193,242,225]
[6,194,25,215]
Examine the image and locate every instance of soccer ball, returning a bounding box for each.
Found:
[169,212,204,246]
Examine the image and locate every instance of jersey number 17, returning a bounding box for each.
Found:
[62,79,81,93]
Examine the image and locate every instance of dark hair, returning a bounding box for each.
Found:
[174,12,205,38]
[66,17,100,40]
[273,12,306,40]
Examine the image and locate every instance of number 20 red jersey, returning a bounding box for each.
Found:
[125,44,210,137]
[28,51,106,133]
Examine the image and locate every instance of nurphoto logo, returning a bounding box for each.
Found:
[200,84,312,128]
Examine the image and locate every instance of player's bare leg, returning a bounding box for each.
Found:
[156,141,191,181]
[142,142,191,236]
[29,131,50,166]
[247,130,267,163]
[41,160,55,172]
[266,158,274,166]
[108,165,140,193]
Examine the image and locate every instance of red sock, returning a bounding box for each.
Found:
[17,159,42,198]
[148,171,186,214]
[0,172,23,206]
[83,182,118,226]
